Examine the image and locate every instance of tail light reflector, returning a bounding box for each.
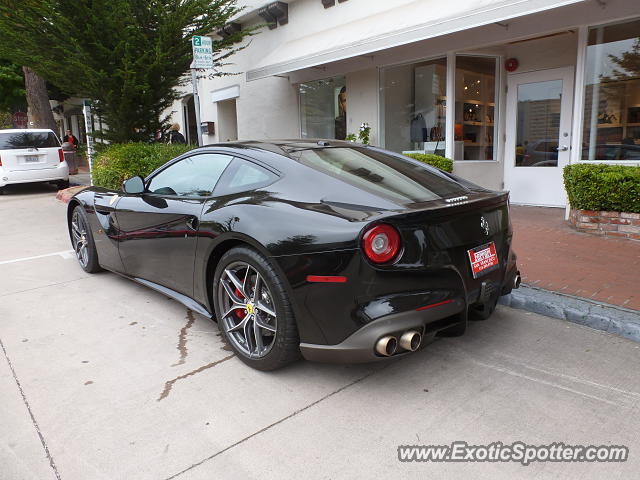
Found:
[362,224,401,264]
[58,148,64,163]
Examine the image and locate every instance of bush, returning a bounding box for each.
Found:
[92,143,194,190]
[563,163,640,213]
[402,153,453,172]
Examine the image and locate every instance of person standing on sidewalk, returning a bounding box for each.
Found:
[63,130,79,150]
[167,124,186,144]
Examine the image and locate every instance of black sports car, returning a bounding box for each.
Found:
[67,140,520,370]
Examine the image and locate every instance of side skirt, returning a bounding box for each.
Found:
[132,277,214,319]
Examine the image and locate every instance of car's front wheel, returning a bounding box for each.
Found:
[70,205,102,273]
[213,246,300,371]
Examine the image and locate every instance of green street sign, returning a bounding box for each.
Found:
[192,35,213,69]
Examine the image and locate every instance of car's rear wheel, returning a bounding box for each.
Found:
[71,206,102,273]
[57,179,70,189]
[214,246,300,371]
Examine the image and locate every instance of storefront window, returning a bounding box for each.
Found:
[455,56,498,160]
[299,76,346,140]
[582,19,640,161]
[381,58,447,155]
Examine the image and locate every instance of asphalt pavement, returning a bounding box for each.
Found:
[1,184,639,480]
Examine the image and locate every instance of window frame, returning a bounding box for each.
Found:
[212,156,281,197]
[377,53,502,163]
[142,150,236,199]
[574,18,640,166]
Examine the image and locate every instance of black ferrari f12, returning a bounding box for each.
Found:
[68,140,520,370]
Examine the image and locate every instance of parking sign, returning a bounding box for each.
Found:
[192,36,213,69]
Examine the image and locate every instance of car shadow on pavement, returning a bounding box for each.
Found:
[1,182,60,196]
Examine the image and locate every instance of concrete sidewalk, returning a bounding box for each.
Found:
[69,165,91,187]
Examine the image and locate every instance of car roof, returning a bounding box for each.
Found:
[0,128,56,133]
[203,139,360,156]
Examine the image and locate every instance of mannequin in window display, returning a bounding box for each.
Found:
[335,86,346,140]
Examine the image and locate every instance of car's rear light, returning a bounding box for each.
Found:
[362,223,401,264]
[0,155,2,167]
[58,148,64,163]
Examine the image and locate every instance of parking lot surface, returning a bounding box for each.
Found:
[1,185,639,479]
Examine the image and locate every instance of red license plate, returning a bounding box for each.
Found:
[467,242,499,278]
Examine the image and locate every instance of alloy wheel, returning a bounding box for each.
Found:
[71,210,89,268]
[217,261,278,358]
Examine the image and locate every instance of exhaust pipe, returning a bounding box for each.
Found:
[513,271,522,289]
[375,335,398,357]
[399,330,422,352]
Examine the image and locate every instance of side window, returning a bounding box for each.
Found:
[147,153,232,196]
[215,158,278,196]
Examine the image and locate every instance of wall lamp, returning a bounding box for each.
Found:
[259,2,289,30]
[216,22,242,39]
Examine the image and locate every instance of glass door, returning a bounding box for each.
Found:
[504,67,574,206]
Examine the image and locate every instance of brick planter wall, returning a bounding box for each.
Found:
[569,209,640,240]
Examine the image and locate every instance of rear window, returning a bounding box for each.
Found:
[0,131,60,149]
[289,147,469,204]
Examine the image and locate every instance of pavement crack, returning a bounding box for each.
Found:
[163,367,383,479]
[0,338,62,480]
[0,277,89,298]
[171,310,196,367]
[157,355,235,402]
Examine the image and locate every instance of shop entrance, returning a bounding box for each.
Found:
[504,67,574,206]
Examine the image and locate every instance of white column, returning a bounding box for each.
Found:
[445,52,456,160]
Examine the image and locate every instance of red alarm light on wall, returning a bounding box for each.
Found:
[505,58,519,72]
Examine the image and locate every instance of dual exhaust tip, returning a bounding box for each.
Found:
[375,330,422,357]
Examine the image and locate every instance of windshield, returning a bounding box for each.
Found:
[0,131,61,149]
[290,147,469,204]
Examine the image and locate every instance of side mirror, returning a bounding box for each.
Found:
[122,176,145,194]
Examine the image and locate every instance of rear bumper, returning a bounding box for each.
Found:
[0,162,69,187]
[300,297,465,363]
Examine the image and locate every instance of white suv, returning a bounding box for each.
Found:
[0,129,69,193]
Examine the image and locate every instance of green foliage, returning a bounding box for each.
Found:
[403,153,453,173]
[92,143,194,190]
[563,164,640,213]
[0,60,26,112]
[0,0,251,142]
[358,122,371,145]
[0,111,12,128]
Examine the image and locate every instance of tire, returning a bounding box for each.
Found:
[214,246,300,371]
[436,311,467,337]
[0,186,5,195]
[70,206,102,273]
[57,179,70,189]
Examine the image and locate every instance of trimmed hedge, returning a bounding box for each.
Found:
[563,163,640,213]
[402,153,453,173]
[92,143,194,190]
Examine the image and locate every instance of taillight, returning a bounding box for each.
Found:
[58,148,64,163]
[0,155,2,166]
[362,224,401,264]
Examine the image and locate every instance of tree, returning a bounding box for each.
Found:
[0,1,250,142]
[606,38,640,82]
[23,67,57,130]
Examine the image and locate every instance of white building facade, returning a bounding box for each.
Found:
[172,0,640,207]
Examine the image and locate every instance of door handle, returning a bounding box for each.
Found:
[186,217,199,231]
[556,145,569,152]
